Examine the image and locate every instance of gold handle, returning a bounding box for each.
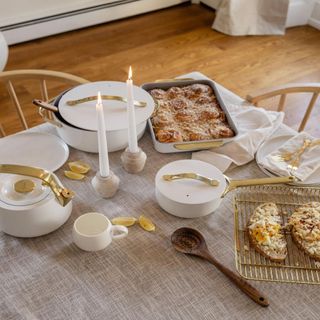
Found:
[0,164,74,207]
[154,78,195,83]
[223,176,296,197]
[163,173,219,187]
[173,140,224,151]
[66,95,147,107]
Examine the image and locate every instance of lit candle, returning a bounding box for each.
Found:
[126,66,139,153]
[96,91,110,177]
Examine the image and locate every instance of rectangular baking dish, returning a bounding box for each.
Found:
[141,79,239,153]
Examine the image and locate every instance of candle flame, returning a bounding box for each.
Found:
[128,66,132,80]
[97,91,102,105]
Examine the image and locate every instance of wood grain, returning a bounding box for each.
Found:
[1,3,320,136]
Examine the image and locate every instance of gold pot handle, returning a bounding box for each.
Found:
[173,140,224,151]
[154,78,195,83]
[0,164,74,206]
[222,176,296,197]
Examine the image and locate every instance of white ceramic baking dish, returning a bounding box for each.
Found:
[141,79,239,153]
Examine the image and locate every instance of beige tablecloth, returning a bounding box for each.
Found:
[1,73,319,320]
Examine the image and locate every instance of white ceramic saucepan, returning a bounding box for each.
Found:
[34,81,155,153]
[0,164,74,237]
[155,160,294,218]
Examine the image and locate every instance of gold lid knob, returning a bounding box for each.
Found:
[14,179,36,193]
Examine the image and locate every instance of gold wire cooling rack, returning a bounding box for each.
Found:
[234,184,320,284]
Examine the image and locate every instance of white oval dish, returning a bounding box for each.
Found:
[0,132,69,172]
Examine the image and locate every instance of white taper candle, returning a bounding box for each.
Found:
[96,91,110,177]
[126,66,139,153]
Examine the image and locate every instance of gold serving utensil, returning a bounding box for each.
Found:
[66,95,147,107]
[271,138,320,172]
[162,173,219,187]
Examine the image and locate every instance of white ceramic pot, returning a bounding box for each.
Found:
[51,111,146,153]
[35,81,155,153]
[155,160,295,218]
[0,165,74,237]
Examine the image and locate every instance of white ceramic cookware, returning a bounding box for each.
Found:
[35,81,155,153]
[0,164,74,237]
[155,160,294,218]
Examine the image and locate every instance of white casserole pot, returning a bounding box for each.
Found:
[155,160,294,218]
[34,81,155,153]
[0,164,74,237]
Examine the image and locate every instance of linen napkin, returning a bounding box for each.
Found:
[192,103,284,172]
[258,132,320,181]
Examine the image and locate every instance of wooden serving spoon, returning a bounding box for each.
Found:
[171,227,269,307]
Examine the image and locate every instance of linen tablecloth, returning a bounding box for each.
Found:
[1,73,318,320]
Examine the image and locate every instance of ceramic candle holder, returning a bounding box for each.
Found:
[121,147,147,173]
[91,171,120,198]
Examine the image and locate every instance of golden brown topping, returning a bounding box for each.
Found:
[156,129,183,143]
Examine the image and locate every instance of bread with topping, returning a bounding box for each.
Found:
[247,203,287,262]
[288,202,320,261]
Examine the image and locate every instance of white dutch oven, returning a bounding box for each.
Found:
[34,81,155,153]
[0,164,74,237]
[155,160,294,218]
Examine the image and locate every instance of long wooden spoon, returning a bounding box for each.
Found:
[171,227,269,307]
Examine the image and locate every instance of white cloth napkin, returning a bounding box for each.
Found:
[259,132,320,181]
[192,104,284,172]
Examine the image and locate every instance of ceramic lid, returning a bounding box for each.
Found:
[0,174,51,207]
[58,81,155,131]
[0,132,69,172]
[155,160,226,205]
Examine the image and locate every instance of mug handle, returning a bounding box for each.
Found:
[111,225,128,239]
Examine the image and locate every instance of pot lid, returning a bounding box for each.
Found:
[58,81,155,131]
[155,160,226,205]
[0,132,69,172]
[0,174,51,207]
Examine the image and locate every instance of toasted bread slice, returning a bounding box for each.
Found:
[288,202,320,261]
[247,203,287,262]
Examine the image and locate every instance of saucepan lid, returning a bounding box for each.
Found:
[156,160,295,205]
[58,81,155,131]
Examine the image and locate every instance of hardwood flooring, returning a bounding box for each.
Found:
[1,3,320,136]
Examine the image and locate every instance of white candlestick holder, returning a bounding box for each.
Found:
[121,147,147,173]
[91,171,120,198]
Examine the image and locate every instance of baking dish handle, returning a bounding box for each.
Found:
[173,140,224,151]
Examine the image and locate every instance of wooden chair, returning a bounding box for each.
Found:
[0,69,89,137]
[247,83,320,132]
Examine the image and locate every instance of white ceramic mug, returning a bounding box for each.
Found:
[72,212,128,251]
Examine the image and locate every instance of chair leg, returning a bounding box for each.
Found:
[299,93,319,132]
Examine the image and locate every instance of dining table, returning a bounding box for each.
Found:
[1,72,319,320]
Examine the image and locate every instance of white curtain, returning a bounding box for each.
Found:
[213,0,290,36]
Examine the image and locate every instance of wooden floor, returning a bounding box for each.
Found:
[1,3,320,136]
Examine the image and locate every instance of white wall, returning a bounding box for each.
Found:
[1,0,189,45]
[309,0,320,29]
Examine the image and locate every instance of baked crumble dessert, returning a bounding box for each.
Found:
[248,203,287,262]
[149,84,235,143]
[288,202,320,261]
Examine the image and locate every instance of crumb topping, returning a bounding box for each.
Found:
[149,84,235,143]
[248,203,287,254]
[288,202,320,256]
